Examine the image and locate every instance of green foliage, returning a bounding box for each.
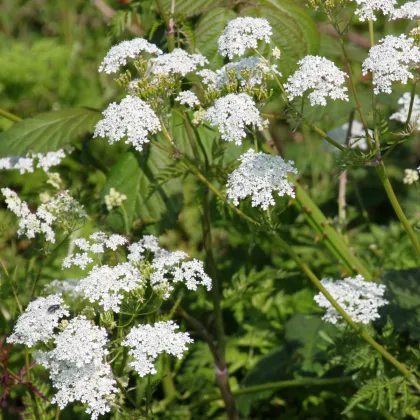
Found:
[0,108,102,156]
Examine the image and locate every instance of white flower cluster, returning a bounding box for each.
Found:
[341,120,372,150]
[175,91,200,108]
[205,93,262,144]
[353,0,397,21]
[44,279,82,299]
[63,233,212,309]
[7,295,69,347]
[197,69,219,90]
[34,317,117,420]
[362,35,420,94]
[218,17,272,59]
[98,38,162,74]
[314,275,388,324]
[63,232,128,269]
[151,49,208,77]
[285,55,349,106]
[392,1,420,19]
[94,95,161,152]
[403,168,419,184]
[77,263,144,312]
[122,321,193,377]
[0,149,66,174]
[390,92,420,126]
[216,56,281,89]
[226,149,298,210]
[1,188,87,243]
[104,187,127,211]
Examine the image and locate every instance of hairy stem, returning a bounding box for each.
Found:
[201,188,239,420]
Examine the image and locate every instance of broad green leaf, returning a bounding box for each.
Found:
[235,345,295,417]
[380,269,420,340]
[0,108,101,157]
[195,8,237,68]
[102,147,183,234]
[161,0,222,17]
[242,0,320,76]
[285,313,338,373]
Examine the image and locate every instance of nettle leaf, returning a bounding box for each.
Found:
[285,314,338,373]
[195,7,237,69]
[102,147,183,234]
[161,0,222,17]
[380,269,420,340]
[0,108,101,157]
[242,0,320,76]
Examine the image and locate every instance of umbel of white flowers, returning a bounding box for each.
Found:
[314,275,388,325]
[284,55,349,106]
[362,35,420,94]
[62,232,212,312]
[227,149,298,210]
[390,92,420,126]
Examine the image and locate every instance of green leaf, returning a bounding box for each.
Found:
[235,345,295,417]
[195,8,237,69]
[242,0,320,76]
[161,0,222,17]
[285,314,338,373]
[380,269,420,340]
[0,108,101,157]
[102,147,183,234]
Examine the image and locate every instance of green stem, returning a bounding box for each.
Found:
[232,377,352,396]
[155,0,175,52]
[25,349,41,420]
[405,81,418,126]
[293,181,373,281]
[0,108,22,123]
[376,162,420,259]
[55,406,60,420]
[120,204,130,235]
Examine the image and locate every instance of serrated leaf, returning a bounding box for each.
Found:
[102,147,183,234]
[195,8,237,68]
[241,0,320,76]
[161,0,222,16]
[0,108,101,156]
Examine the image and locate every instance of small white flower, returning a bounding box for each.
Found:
[218,17,272,59]
[7,295,69,347]
[362,35,420,94]
[226,149,298,210]
[341,121,372,150]
[98,38,162,74]
[0,150,66,174]
[94,96,161,152]
[34,316,117,420]
[390,92,420,126]
[216,56,281,89]
[284,55,349,106]
[77,263,144,313]
[353,0,397,21]
[272,46,281,59]
[205,93,262,145]
[127,235,161,263]
[122,321,193,377]
[43,279,82,299]
[391,0,420,19]
[46,172,63,189]
[104,188,127,211]
[403,168,419,184]
[36,150,66,172]
[314,275,388,324]
[175,91,200,108]
[197,69,218,90]
[151,49,208,77]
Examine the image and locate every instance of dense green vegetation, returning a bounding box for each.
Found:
[1,1,420,419]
